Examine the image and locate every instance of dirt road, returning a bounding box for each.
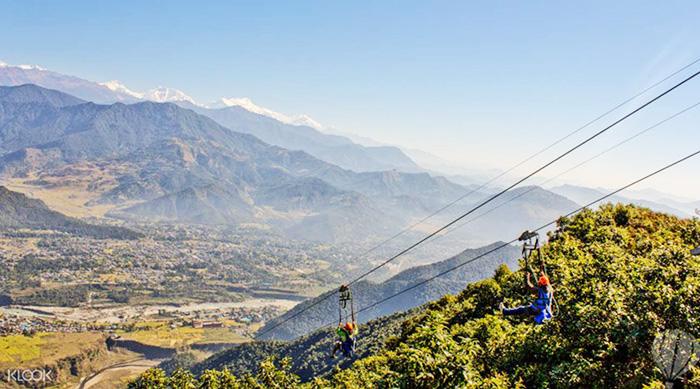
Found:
[77,358,160,389]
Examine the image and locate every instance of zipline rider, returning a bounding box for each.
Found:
[500,268,554,325]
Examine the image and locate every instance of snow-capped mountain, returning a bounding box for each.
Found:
[290,114,324,131]
[208,97,325,130]
[145,86,199,106]
[101,80,200,106]
[100,80,142,99]
[0,59,425,173]
[0,61,46,71]
[0,60,137,104]
[100,81,325,129]
[1,59,326,130]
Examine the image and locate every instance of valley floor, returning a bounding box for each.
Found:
[3,298,300,324]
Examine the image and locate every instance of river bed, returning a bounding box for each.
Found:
[1,298,300,323]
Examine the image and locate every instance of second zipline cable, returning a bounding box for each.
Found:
[302,147,700,337]
[254,65,700,340]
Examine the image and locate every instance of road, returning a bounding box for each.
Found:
[77,358,160,389]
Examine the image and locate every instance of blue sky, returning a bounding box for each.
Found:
[2,1,700,198]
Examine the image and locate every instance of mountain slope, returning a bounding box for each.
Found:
[118,184,255,224]
[184,308,421,381]
[255,177,349,212]
[0,89,273,163]
[178,102,425,174]
[412,186,581,248]
[0,63,137,104]
[0,63,427,174]
[176,243,521,379]
[316,204,700,387]
[0,83,85,107]
[257,242,521,341]
[133,204,700,387]
[0,86,438,192]
[0,85,456,243]
[0,85,587,247]
[550,184,691,218]
[0,186,141,239]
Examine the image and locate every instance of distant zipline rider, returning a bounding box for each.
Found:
[499,231,554,324]
[331,285,358,359]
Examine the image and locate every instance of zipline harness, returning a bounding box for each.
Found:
[518,231,559,319]
[336,285,357,357]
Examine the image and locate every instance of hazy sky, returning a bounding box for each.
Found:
[2,1,700,198]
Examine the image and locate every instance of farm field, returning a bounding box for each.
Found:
[5,174,117,219]
[118,323,250,348]
[0,332,105,368]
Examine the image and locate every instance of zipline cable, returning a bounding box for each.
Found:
[344,68,700,287]
[333,56,700,265]
[304,147,700,336]
[254,64,700,340]
[427,99,700,244]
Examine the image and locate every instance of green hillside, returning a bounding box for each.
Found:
[187,308,422,381]
[129,204,700,388]
[258,242,520,341]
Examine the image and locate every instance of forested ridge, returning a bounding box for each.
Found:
[258,243,520,341]
[130,204,700,388]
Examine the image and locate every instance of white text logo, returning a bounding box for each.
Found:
[6,369,54,383]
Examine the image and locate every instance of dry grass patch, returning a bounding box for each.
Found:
[0,332,105,368]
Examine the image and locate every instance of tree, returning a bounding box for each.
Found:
[129,357,300,388]
[131,204,700,388]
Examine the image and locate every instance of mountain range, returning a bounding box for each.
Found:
[549,184,696,218]
[0,84,402,242]
[1,61,692,250]
[0,84,584,247]
[0,61,424,174]
[3,60,694,215]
